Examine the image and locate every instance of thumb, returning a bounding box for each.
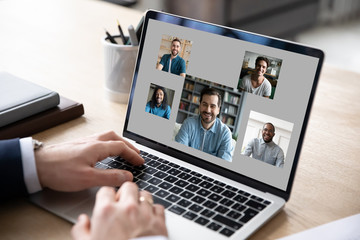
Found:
[71,214,91,240]
[91,168,133,187]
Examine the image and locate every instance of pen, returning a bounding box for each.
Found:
[128,25,139,46]
[135,16,144,43]
[116,19,127,45]
[104,28,117,44]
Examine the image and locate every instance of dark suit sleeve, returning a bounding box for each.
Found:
[0,138,28,198]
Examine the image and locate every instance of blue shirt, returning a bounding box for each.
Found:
[159,54,186,76]
[175,115,233,161]
[145,102,171,119]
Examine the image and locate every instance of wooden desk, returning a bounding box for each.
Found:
[0,1,359,239]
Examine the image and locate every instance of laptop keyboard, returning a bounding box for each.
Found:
[95,150,271,237]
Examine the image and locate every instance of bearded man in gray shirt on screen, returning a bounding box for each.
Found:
[242,122,284,168]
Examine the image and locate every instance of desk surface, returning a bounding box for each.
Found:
[1,0,359,239]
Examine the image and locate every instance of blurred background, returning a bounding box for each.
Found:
[103,0,360,74]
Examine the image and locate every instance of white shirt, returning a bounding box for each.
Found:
[239,75,272,97]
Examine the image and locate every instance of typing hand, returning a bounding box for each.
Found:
[72,183,168,240]
[34,131,144,192]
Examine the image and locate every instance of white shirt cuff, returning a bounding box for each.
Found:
[19,137,42,194]
[131,236,168,240]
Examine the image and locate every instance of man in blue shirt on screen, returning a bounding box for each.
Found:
[145,85,171,119]
[175,87,233,161]
[156,38,186,77]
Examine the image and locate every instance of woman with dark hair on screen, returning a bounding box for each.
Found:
[145,86,171,119]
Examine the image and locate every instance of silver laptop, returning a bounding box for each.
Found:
[30,10,324,239]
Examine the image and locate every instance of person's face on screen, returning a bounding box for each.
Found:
[171,41,181,57]
[200,94,220,128]
[155,89,164,106]
[255,60,268,77]
[262,123,275,143]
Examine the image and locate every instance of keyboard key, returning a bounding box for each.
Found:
[227,210,242,220]
[195,217,209,226]
[137,180,149,189]
[179,167,191,173]
[219,228,235,237]
[263,200,271,205]
[201,176,214,182]
[213,214,243,230]
[189,204,203,213]
[214,181,226,187]
[232,203,246,212]
[164,176,178,183]
[188,177,202,184]
[250,195,264,202]
[220,198,234,206]
[238,190,251,197]
[222,190,236,198]
[154,171,168,179]
[200,209,215,218]
[245,199,266,211]
[157,164,171,172]
[169,186,183,194]
[207,222,222,231]
[197,188,211,197]
[234,194,248,203]
[169,205,186,215]
[208,193,222,202]
[148,177,162,185]
[199,181,214,189]
[178,199,192,208]
[144,185,159,193]
[158,182,173,190]
[138,173,153,181]
[153,195,172,209]
[203,200,217,209]
[167,168,181,176]
[148,160,161,167]
[155,189,170,198]
[180,191,194,199]
[175,179,189,188]
[108,161,122,168]
[239,208,259,223]
[143,166,157,174]
[183,211,197,220]
[166,194,181,203]
[101,157,113,164]
[191,195,206,204]
[210,185,225,194]
[215,205,229,214]
[185,184,200,192]
[95,163,108,169]
[226,185,239,192]
[177,172,192,180]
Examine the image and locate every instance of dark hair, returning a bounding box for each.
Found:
[263,122,275,133]
[150,86,168,110]
[200,87,222,107]
[172,38,181,46]
[255,56,270,69]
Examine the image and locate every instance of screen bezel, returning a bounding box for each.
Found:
[123,10,324,201]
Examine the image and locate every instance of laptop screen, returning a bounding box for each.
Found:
[124,10,324,197]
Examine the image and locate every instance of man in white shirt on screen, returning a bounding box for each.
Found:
[242,123,284,168]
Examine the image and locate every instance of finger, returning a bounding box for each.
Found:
[71,214,91,240]
[117,182,139,205]
[95,186,116,207]
[139,190,154,208]
[94,141,144,166]
[91,169,133,188]
[95,131,140,154]
[153,204,166,217]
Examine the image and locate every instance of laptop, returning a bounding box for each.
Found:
[30,10,324,239]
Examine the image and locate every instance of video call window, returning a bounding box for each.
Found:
[241,111,293,168]
[145,83,175,120]
[156,35,193,77]
[173,74,243,162]
[238,51,283,100]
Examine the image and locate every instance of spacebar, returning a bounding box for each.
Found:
[153,195,172,209]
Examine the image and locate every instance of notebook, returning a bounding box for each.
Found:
[29,10,324,240]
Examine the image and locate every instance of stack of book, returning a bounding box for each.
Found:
[0,72,84,140]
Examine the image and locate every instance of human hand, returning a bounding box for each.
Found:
[71,183,168,240]
[35,131,144,192]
